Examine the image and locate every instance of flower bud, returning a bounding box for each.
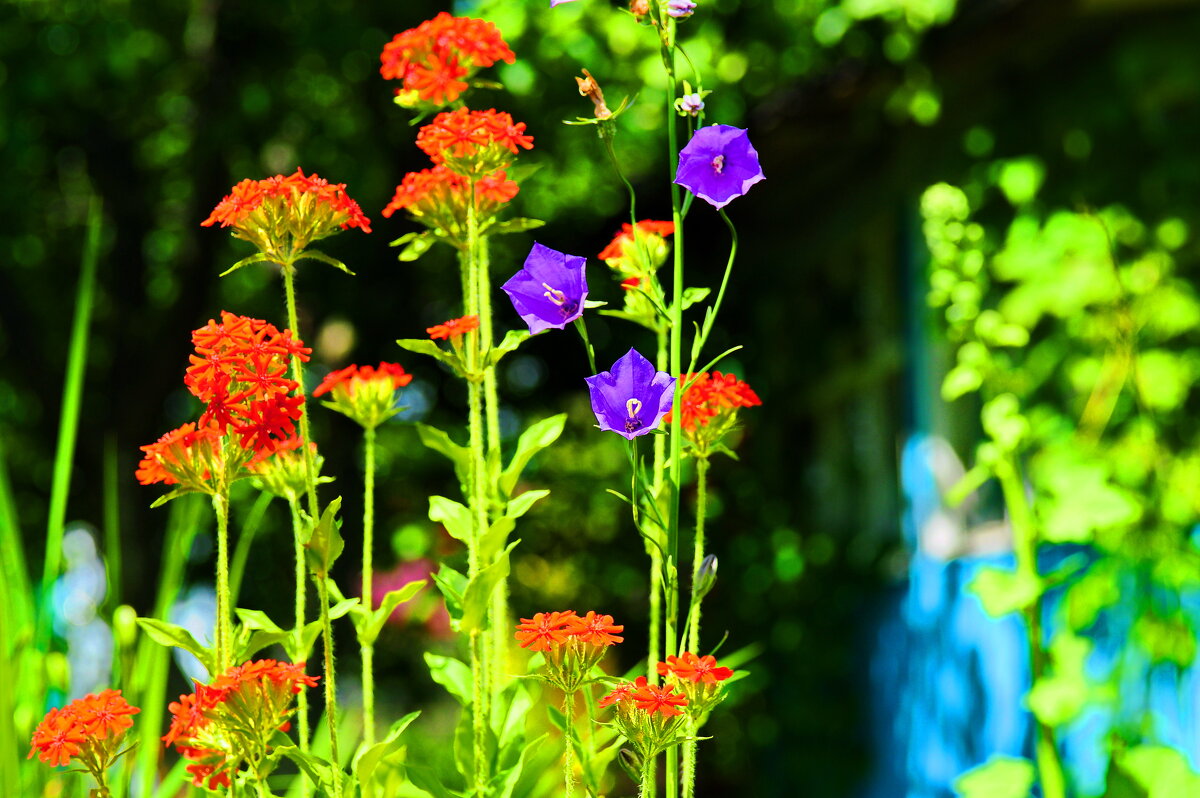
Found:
[619,748,644,781]
[630,0,650,16]
[114,604,139,649]
[667,0,696,18]
[676,92,705,117]
[695,554,718,600]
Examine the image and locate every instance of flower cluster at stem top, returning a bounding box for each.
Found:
[515,610,624,693]
[313,361,413,430]
[29,690,139,772]
[380,12,515,108]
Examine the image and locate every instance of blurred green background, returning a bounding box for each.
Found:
[5,0,1200,795]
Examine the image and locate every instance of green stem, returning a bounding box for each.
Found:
[287,499,312,772]
[213,489,232,671]
[102,434,122,613]
[362,425,377,747]
[687,456,708,654]
[229,490,273,610]
[314,574,342,798]
[470,630,487,795]
[574,317,599,376]
[37,196,102,652]
[664,18,684,798]
[640,762,655,798]
[681,719,697,798]
[281,265,320,521]
[563,690,577,798]
[996,455,1066,798]
[685,211,738,376]
[649,329,668,684]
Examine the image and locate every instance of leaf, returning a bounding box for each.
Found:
[234,608,284,633]
[135,618,212,673]
[424,652,473,705]
[404,765,456,798]
[218,251,270,277]
[942,364,983,401]
[416,423,471,492]
[287,619,324,661]
[968,566,1041,617]
[297,249,355,275]
[390,231,437,262]
[326,596,360,621]
[1116,745,1200,798]
[396,338,461,371]
[235,629,287,662]
[357,581,427,647]
[149,488,195,508]
[303,497,344,577]
[428,495,474,543]
[459,541,518,633]
[485,217,546,236]
[480,517,515,565]
[352,711,420,794]
[433,563,467,623]
[499,414,567,497]
[506,489,549,521]
[952,755,1035,798]
[680,286,710,310]
[276,745,334,791]
[493,732,548,798]
[484,329,531,368]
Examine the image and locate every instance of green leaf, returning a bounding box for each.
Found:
[480,517,515,565]
[276,745,335,791]
[680,286,711,310]
[234,608,285,633]
[390,231,437,262]
[493,732,547,798]
[327,596,360,621]
[416,423,471,492]
[1116,745,1200,798]
[352,711,420,795]
[485,217,546,236]
[218,252,270,277]
[953,755,1035,798]
[968,566,1041,617]
[135,618,213,673]
[428,495,474,543]
[500,414,567,497]
[288,619,324,662]
[303,497,344,577]
[459,541,518,633]
[433,564,467,623]
[404,765,455,798]
[297,249,355,275]
[396,337,461,371]
[484,329,531,368]
[424,652,473,705]
[235,629,287,662]
[357,581,427,646]
[506,489,549,520]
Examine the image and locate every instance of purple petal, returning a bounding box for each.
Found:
[585,349,675,439]
[502,242,589,333]
[674,124,765,210]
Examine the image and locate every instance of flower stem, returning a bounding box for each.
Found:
[287,499,311,761]
[213,489,232,672]
[687,455,708,654]
[685,210,738,376]
[995,454,1066,798]
[280,265,320,520]
[640,762,656,798]
[314,574,342,798]
[563,690,577,798]
[681,718,697,798]
[362,425,377,747]
[470,629,487,795]
[649,328,668,685]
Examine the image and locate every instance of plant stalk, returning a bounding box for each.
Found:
[362,425,378,747]
[314,573,342,798]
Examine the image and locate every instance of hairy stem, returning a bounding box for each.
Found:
[470,630,487,795]
[687,456,708,653]
[563,690,577,798]
[314,574,342,798]
[287,499,312,768]
[362,425,377,747]
[281,265,320,520]
[213,489,232,672]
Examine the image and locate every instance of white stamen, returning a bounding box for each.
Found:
[542,282,567,306]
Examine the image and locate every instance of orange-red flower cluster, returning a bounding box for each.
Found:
[598,220,676,262]
[202,167,371,233]
[137,313,310,491]
[164,659,317,790]
[599,675,689,717]
[416,107,533,168]
[314,362,412,398]
[657,652,734,684]
[514,610,624,652]
[380,12,515,107]
[381,165,519,221]
[314,361,413,429]
[29,690,139,770]
[666,371,762,436]
[427,315,480,340]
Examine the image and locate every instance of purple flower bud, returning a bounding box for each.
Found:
[674,124,765,210]
[502,242,588,334]
[585,348,675,440]
[678,93,704,116]
[550,0,582,6]
[667,0,696,17]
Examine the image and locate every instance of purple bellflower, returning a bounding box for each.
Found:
[585,348,675,440]
[667,0,696,17]
[674,124,765,210]
[502,242,588,334]
[549,0,580,6]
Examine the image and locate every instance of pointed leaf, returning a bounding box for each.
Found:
[218,252,270,278]
[396,338,461,371]
[494,733,548,798]
[297,249,355,275]
[135,618,213,673]
[433,563,467,623]
[303,497,344,576]
[681,286,711,310]
[416,423,471,492]
[424,652,473,705]
[352,711,420,791]
[459,541,518,633]
[484,329,532,368]
[500,414,567,497]
[480,517,515,565]
[429,496,474,543]
[505,489,549,521]
[234,608,285,633]
[358,581,427,646]
[390,231,437,262]
[277,745,335,790]
[484,217,546,236]
[404,765,456,798]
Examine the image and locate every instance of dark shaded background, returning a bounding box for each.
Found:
[5,0,1200,794]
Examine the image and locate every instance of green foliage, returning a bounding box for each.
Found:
[953,755,1034,798]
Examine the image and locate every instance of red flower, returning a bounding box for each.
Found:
[135,422,223,487]
[620,277,641,291]
[415,108,533,168]
[427,315,480,340]
[514,610,578,652]
[380,13,515,107]
[629,680,689,717]
[29,691,139,770]
[665,371,762,434]
[202,168,370,233]
[657,652,734,684]
[567,611,625,646]
[599,676,643,709]
[598,220,676,261]
[314,362,413,398]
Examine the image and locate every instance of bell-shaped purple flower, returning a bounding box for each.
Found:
[674,124,765,210]
[502,242,588,334]
[585,348,675,440]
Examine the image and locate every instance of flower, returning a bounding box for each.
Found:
[427,315,480,340]
[380,13,515,108]
[314,362,413,429]
[631,680,689,717]
[202,168,370,265]
[656,651,735,715]
[135,422,224,489]
[585,348,676,440]
[381,165,519,246]
[598,220,675,266]
[501,242,589,334]
[667,0,696,18]
[415,108,534,175]
[677,93,704,116]
[665,370,761,452]
[29,690,139,775]
[165,659,317,790]
[674,125,765,210]
[250,435,332,503]
[516,609,625,692]
[599,675,690,759]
